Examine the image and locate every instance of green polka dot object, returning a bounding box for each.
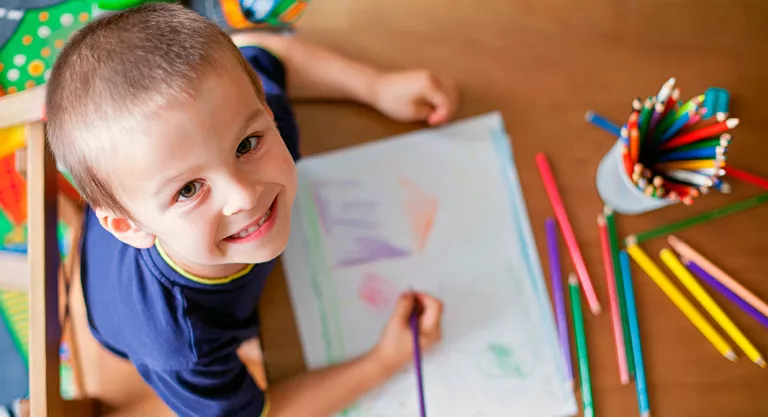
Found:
[0,1,99,94]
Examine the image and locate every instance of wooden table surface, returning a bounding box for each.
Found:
[258,1,768,416]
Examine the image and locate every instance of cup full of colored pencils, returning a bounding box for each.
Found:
[594,78,738,214]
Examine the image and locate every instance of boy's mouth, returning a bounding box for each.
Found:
[225,198,278,242]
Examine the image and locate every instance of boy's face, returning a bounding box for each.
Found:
[101,66,297,277]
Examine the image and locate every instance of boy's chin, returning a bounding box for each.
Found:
[234,237,290,264]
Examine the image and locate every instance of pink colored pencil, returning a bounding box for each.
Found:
[536,153,601,314]
[598,214,630,385]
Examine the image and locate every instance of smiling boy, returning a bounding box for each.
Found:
[44,3,455,416]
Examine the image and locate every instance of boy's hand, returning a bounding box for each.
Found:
[371,70,458,126]
[371,291,444,372]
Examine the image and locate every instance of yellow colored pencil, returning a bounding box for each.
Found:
[667,235,768,319]
[660,249,766,368]
[626,242,736,361]
[654,159,726,171]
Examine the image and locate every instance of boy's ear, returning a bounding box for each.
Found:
[94,209,156,249]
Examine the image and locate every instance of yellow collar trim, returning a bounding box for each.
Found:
[155,240,254,285]
[260,396,270,417]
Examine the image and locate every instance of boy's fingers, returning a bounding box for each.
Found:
[425,79,457,125]
[415,293,443,331]
[392,291,417,321]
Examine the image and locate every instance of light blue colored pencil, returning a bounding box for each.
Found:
[619,250,650,417]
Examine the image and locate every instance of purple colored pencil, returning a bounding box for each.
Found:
[683,259,768,330]
[647,102,665,139]
[410,309,427,417]
[546,217,574,386]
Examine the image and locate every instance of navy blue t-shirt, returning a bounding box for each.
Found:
[80,46,299,417]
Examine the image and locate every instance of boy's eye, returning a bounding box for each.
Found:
[177,181,202,201]
[236,135,261,157]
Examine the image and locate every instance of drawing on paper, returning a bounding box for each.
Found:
[358,272,397,311]
[478,343,530,380]
[310,176,438,268]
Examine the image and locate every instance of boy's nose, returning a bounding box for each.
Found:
[221,176,262,216]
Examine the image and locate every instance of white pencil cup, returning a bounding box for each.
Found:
[596,142,676,215]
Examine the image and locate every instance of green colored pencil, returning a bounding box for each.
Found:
[569,273,594,417]
[638,97,654,146]
[655,89,682,137]
[673,136,730,153]
[604,206,634,377]
[628,193,768,244]
[675,94,705,118]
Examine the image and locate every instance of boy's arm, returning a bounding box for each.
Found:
[267,292,443,417]
[268,350,392,417]
[230,32,458,125]
[231,32,379,103]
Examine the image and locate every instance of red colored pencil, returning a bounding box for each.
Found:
[724,167,768,190]
[661,118,739,150]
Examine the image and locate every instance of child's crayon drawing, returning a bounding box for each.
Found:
[310,176,437,269]
[283,113,577,416]
[358,272,396,311]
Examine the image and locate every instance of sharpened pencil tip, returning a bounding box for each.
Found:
[591,305,602,315]
[568,273,578,285]
[756,357,766,368]
[642,412,651,417]
[625,235,638,247]
[585,110,595,121]
[726,351,738,362]
[726,118,740,128]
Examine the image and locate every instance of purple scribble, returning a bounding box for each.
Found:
[335,237,410,267]
[341,200,380,210]
[328,217,379,230]
[311,180,362,233]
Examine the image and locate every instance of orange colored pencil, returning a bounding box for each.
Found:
[621,147,633,178]
[661,118,739,150]
[668,236,768,319]
[536,153,601,314]
[598,214,630,384]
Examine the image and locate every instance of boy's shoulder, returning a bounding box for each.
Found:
[79,207,272,369]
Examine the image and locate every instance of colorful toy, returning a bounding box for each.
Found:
[185,0,310,32]
[0,0,310,95]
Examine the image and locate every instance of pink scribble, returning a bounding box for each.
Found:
[358,273,397,311]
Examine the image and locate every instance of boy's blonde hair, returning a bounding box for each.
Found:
[46,2,266,217]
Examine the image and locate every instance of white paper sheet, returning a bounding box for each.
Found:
[282,112,578,417]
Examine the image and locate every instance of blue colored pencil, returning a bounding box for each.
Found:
[546,217,574,387]
[684,259,768,329]
[619,250,650,417]
[410,308,427,417]
[657,147,726,162]
[585,111,622,137]
[659,110,695,142]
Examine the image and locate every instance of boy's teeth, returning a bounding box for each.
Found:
[231,208,271,238]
